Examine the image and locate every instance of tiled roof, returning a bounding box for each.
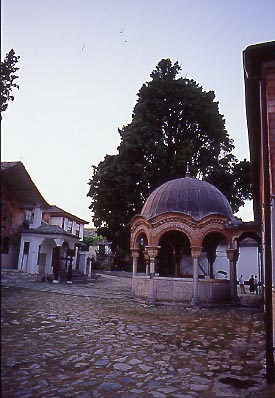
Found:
[1,161,50,208]
[26,225,78,238]
[1,162,89,224]
[83,228,97,237]
[1,161,22,171]
[47,205,89,224]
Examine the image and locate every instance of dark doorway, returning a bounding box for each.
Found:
[158,231,190,277]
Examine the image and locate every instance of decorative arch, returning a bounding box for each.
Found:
[202,231,230,279]
[234,229,262,293]
[196,216,232,246]
[133,232,149,273]
[235,231,261,246]
[148,214,233,248]
[157,230,191,277]
[132,230,149,249]
[130,217,151,248]
[154,223,193,247]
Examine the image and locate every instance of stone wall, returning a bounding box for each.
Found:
[133,276,231,304]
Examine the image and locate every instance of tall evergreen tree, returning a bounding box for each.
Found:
[88,59,251,249]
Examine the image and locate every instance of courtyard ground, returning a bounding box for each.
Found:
[1,270,275,398]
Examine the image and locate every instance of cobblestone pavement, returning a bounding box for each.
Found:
[1,270,275,398]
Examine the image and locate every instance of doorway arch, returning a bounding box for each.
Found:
[158,231,191,277]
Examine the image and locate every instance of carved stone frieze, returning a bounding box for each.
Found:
[131,219,150,233]
[131,213,233,248]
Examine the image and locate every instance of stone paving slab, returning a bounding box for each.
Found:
[1,270,275,397]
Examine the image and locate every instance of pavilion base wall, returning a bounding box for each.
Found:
[133,276,231,304]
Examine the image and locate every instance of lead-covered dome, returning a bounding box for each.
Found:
[140,176,234,221]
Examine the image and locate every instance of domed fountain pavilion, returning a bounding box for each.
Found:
[130,172,260,305]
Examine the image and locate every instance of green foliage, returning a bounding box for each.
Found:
[0,49,20,116]
[88,58,251,248]
[83,235,106,245]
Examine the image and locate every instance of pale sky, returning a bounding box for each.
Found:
[1,0,275,224]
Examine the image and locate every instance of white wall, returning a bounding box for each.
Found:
[79,224,84,239]
[18,236,44,274]
[237,246,259,281]
[40,239,55,274]
[212,244,259,282]
[29,206,43,228]
[50,216,64,228]
[213,248,229,278]
[89,245,97,258]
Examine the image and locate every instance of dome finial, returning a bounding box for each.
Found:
[186,162,191,178]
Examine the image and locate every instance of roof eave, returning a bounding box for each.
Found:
[1,162,50,208]
[243,41,275,222]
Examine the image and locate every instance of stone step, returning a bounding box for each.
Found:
[239,293,263,307]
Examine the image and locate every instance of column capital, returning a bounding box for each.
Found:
[54,238,64,247]
[226,248,239,261]
[191,246,202,259]
[34,237,45,246]
[130,248,140,259]
[145,245,161,258]
[143,250,150,261]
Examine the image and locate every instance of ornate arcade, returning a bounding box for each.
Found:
[130,174,260,305]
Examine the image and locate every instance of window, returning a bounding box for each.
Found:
[1,236,10,254]
[24,210,34,224]
[75,224,80,237]
[67,221,73,233]
[23,242,30,255]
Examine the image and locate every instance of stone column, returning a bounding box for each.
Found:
[52,246,61,283]
[53,238,64,283]
[226,249,239,305]
[144,246,160,305]
[191,246,202,306]
[146,246,160,278]
[67,249,74,283]
[130,248,140,277]
[207,249,217,279]
[143,250,150,276]
[67,242,75,283]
